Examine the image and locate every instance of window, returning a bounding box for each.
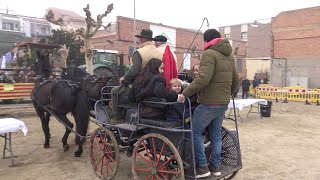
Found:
[2,22,13,30]
[41,27,48,35]
[241,24,248,32]
[93,52,117,64]
[183,53,191,70]
[224,26,230,34]
[241,32,247,41]
[236,59,242,73]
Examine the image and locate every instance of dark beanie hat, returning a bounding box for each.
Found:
[203,29,221,42]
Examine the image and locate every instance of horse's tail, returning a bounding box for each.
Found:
[73,90,90,145]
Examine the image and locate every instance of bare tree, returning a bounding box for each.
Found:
[46,3,113,74]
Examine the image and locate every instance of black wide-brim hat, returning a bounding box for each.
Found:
[135,29,155,40]
[154,35,167,42]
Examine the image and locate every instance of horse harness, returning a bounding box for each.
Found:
[32,76,80,103]
[32,76,87,140]
[83,76,111,101]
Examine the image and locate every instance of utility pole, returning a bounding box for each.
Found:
[133,0,136,51]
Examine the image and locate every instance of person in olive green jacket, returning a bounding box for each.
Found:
[179,29,239,178]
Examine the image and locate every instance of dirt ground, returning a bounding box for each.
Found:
[0,100,320,180]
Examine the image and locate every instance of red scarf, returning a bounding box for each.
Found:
[204,38,223,50]
[162,45,178,88]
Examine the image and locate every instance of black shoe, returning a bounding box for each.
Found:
[209,164,221,177]
[196,166,211,179]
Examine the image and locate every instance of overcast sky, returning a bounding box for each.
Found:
[1,0,319,30]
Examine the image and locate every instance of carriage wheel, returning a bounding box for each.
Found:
[90,127,120,180]
[206,127,241,180]
[222,170,239,180]
[132,133,184,180]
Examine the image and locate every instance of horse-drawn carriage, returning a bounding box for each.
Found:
[88,84,242,179]
[32,51,242,179]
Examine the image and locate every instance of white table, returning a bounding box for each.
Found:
[227,99,268,122]
[0,118,28,166]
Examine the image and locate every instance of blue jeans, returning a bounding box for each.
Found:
[192,104,227,167]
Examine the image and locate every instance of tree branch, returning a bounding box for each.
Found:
[73,28,86,37]
[83,4,97,27]
[45,10,70,32]
[91,3,113,36]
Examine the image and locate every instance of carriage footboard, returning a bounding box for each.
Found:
[94,100,111,124]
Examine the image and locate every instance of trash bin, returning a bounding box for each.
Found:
[260,100,272,117]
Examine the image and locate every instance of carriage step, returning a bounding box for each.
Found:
[112,123,145,131]
[94,100,111,124]
[117,103,136,109]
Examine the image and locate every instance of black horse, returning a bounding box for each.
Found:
[61,66,119,109]
[32,51,90,157]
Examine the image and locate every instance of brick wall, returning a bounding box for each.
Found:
[273,6,320,58]
[247,23,272,58]
[271,6,320,88]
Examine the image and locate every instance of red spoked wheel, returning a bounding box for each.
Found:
[90,127,120,180]
[132,133,184,180]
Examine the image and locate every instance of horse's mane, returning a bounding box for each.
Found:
[61,67,89,82]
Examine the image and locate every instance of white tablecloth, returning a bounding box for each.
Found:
[0,118,28,136]
[228,99,268,110]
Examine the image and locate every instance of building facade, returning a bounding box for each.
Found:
[91,16,204,71]
[219,22,272,80]
[45,8,86,30]
[272,6,320,88]
[0,13,51,55]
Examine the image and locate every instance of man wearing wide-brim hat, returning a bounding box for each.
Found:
[110,29,162,120]
[154,35,178,88]
[154,35,177,64]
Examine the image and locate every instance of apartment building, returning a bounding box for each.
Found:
[219,22,273,80]
[0,13,51,55]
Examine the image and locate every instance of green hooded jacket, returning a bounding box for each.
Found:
[182,39,239,104]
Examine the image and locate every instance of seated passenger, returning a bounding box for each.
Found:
[130,58,180,118]
[165,78,190,127]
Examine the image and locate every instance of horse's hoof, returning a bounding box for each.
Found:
[63,144,69,152]
[44,144,50,148]
[74,151,82,157]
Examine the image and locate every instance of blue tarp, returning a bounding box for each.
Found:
[5,52,12,63]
